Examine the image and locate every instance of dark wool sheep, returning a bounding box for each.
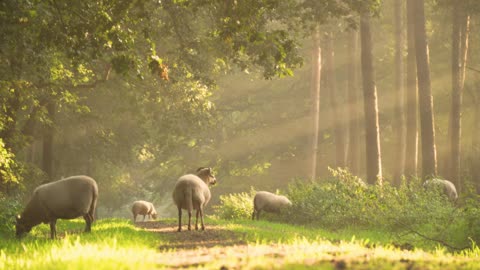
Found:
[15,175,98,239]
[172,167,217,231]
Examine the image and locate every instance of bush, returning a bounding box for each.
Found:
[214,187,256,220]
[281,168,480,249]
[0,194,22,235]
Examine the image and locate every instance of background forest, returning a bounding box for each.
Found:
[1,0,480,222]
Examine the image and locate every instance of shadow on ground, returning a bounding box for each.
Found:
[135,220,247,250]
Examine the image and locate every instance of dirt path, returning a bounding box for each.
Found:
[136,221,247,250]
[135,221,350,269]
[136,222,298,269]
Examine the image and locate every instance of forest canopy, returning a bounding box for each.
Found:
[1,0,480,220]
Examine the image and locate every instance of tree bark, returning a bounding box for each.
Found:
[448,5,470,191]
[393,0,406,185]
[324,32,346,168]
[405,0,418,179]
[471,89,480,193]
[360,14,383,185]
[347,30,361,176]
[310,28,322,180]
[413,0,438,179]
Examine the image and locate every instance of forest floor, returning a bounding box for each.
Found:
[134,220,479,270]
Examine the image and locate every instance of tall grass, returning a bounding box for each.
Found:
[1,218,480,269]
[0,219,160,270]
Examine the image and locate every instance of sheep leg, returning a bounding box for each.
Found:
[187,210,192,231]
[143,215,146,221]
[195,210,200,230]
[177,207,182,232]
[49,220,57,239]
[256,210,260,220]
[133,214,137,223]
[199,208,205,231]
[83,213,92,232]
[252,209,256,220]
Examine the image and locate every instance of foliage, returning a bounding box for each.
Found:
[277,168,479,250]
[214,187,256,220]
[0,193,22,235]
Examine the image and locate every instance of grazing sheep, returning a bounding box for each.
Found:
[252,191,292,220]
[15,175,98,239]
[172,167,217,231]
[424,178,458,201]
[131,200,157,222]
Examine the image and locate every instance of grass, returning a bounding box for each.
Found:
[0,219,160,270]
[1,217,480,269]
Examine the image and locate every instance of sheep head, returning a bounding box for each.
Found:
[196,167,217,186]
[15,214,32,238]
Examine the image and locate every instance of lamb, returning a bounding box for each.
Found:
[252,191,292,220]
[131,200,157,222]
[172,167,217,231]
[15,175,98,239]
[424,178,458,201]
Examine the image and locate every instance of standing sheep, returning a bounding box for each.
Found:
[424,178,458,201]
[252,191,292,220]
[172,167,217,231]
[15,175,98,239]
[131,200,157,222]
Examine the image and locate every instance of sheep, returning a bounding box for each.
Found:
[15,175,98,239]
[252,191,292,220]
[131,200,157,222]
[172,167,217,232]
[424,178,458,201]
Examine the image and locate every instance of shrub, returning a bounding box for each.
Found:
[0,194,22,235]
[214,187,255,220]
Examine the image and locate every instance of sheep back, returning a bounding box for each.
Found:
[425,178,458,201]
[172,174,211,211]
[254,191,292,213]
[17,175,98,231]
[131,200,156,216]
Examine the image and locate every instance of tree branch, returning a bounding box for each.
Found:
[466,66,480,74]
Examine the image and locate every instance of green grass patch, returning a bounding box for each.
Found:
[1,218,480,269]
[0,218,160,270]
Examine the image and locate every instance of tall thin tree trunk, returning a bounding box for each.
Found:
[42,101,56,180]
[413,0,438,179]
[325,33,346,168]
[310,29,322,180]
[448,5,470,190]
[393,0,406,185]
[360,14,383,185]
[405,0,418,179]
[471,90,480,193]
[347,30,360,176]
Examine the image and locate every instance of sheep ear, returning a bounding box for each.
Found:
[196,167,206,172]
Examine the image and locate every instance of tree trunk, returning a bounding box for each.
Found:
[448,5,470,191]
[393,0,406,185]
[42,101,56,180]
[347,29,361,176]
[310,29,322,180]
[405,0,419,179]
[413,0,438,179]
[471,89,480,193]
[324,32,346,168]
[360,14,383,185]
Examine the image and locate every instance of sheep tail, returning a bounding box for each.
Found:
[88,188,98,221]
